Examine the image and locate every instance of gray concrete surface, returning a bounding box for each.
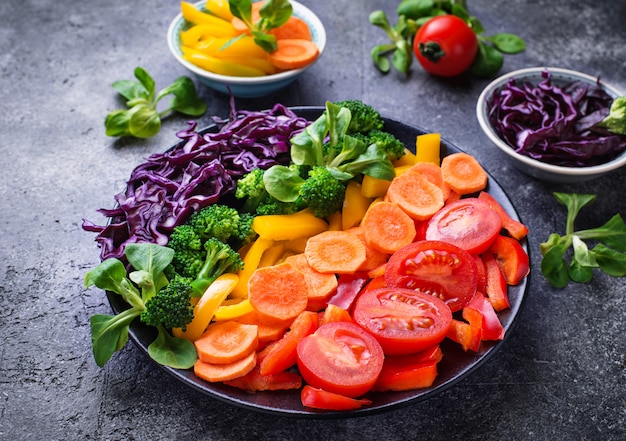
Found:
[1,0,625,440]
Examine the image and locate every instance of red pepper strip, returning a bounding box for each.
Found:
[482,251,511,312]
[327,272,370,310]
[488,234,530,286]
[301,385,372,411]
[224,366,302,392]
[478,191,529,240]
[464,292,505,341]
[372,346,442,392]
[447,318,482,352]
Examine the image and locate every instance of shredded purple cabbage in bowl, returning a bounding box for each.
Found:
[487,70,626,167]
[82,103,310,261]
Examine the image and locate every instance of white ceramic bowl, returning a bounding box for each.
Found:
[167,0,326,98]
[476,67,626,183]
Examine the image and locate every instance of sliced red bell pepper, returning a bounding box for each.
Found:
[482,250,510,312]
[371,346,442,392]
[327,271,370,310]
[478,191,529,240]
[300,385,372,411]
[464,292,505,341]
[446,318,482,352]
[488,234,530,285]
[473,254,487,294]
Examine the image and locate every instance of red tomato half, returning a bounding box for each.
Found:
[385,240,478,312]
[425,198,502,255]
[353,287,453,355]
[413,15,478,77]
[296,321,384,398]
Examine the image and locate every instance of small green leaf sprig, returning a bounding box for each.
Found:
[105,67,207,139]
[540,193,626,288]
[228,0,292,53]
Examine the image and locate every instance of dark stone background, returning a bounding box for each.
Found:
[1,1,624,439]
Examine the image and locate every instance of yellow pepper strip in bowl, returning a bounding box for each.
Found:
[181,1,235,27]
[182,50,268,77]
[181,23,239,43]
[204,0,234,21]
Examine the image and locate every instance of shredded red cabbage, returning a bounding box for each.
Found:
[83,103,310,260]
[487,70,626,166]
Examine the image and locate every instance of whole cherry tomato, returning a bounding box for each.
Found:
[413,15,478,77]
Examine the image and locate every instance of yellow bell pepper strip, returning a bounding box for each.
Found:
[181,1,234,27]
[192,35,268,59]
[415,133,441,164]
[327,211,343,231]
[182,51,267,77]
[284,237,308,254]
[173,273,239,341]
[213,298,254,321]
[342,180,373,230]
[180,24,239,45]
[204,0,234,21]
[231,237,275,298]
[252,210,329,241]
[361,174,392,199]
[393,148,418,167]
[258,241,286,267]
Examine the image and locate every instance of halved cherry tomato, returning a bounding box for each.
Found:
[384,240,478,312]
[425,198,502,255]
[488,235,530,285]
[352,287,452,355]
[300,385,372,411]
[413,15,478,77]
[296,321,384,398]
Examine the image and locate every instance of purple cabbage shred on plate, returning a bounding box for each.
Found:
[82,103,310,261]
[487,70,626,167]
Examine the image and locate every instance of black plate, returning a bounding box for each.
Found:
[106,107,530,418]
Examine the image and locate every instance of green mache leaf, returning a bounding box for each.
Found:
[290,113,327,166]
[104,109,132,137]
[553,193,596,235]
[326,102,351,150]
[577,214,626,252]
[596,96,626,135]
[339,142,396,181]
[392,40,413,74]
[133,67,156,99]
[468,41,503,78]
[158,76,207,117]
[540,241,570,288]
[369,10,392,32]
[263,165,305,202]
[568,259,594,284]
[488,33,526,54]
[593,243,626,277]
[148,326,198,369]
[396,0,435,20]
[111,79,149,102]
[229,0,252,23]
[568,235,596,283]
[371,45,393,73]
[467,16,484,34]
[258,0,292,31]
[125,243,175,279]
[90,309,140,367]
[127,104,161,139]
[251,30,278,53]
[84,258,143,308]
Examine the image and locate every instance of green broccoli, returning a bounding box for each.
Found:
[167,225,205,278]
[333,99,385,134]
[189,238,244,296]
[353,129,406,162]
[298,166,347,218]
[597,96,626,135]
[188,203,256,247]
[141,276,195,331]
[235,168,303,216]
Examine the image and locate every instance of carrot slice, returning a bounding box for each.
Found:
[304,230,367,274]
[346,227,389,272]
[284,253,338,311]
[386,170,444,221]
[194,321,259,364]
[440,152,488,195]
[270,16,312,40]
[258,310,319,376]
[267,39,319,70]
[224,364,302,391]
[361,201,416,254]
[193,351,257,383]
[248,262,309,323]
[407,162,451,201]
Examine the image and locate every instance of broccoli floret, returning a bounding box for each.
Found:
[235,168,303,216]
[367,129,406,161]
[167,225,204,278]
[334,99,384,134]
[140,277,195,331]
[255,197,301,216]
[298,166,347,218]
[190,238,244,296]
[188,203,256,247]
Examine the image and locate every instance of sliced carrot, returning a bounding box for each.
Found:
[304,230,367,274]
[194,321,258,364]
[361,201,417,254]
[248,262,309,323]
[267,38,319,70]
[407,162,451,201]
[440,152,488,195]
[259,310,319,376]
[223,364,302,391]
[284,253,338,312]
[478,191,529,240]
[270,16,312,40]
[346,227,389,272]
[385,171,444,221]
[193,350,257,383]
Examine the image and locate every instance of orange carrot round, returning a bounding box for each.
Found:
[304,230,367,274]
[284,253,338,311]
[346,226,389,272]
[267,39,319,70]
[440,152,488,195]
[407,162,451,201]
[193,351,257,383]
[194,321,259,364]
[386,170,445,221]
[361,201,417,254]
[270,16,312,40]
[248,262,309,323]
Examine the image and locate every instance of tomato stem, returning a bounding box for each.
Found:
[419,41,445,63]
